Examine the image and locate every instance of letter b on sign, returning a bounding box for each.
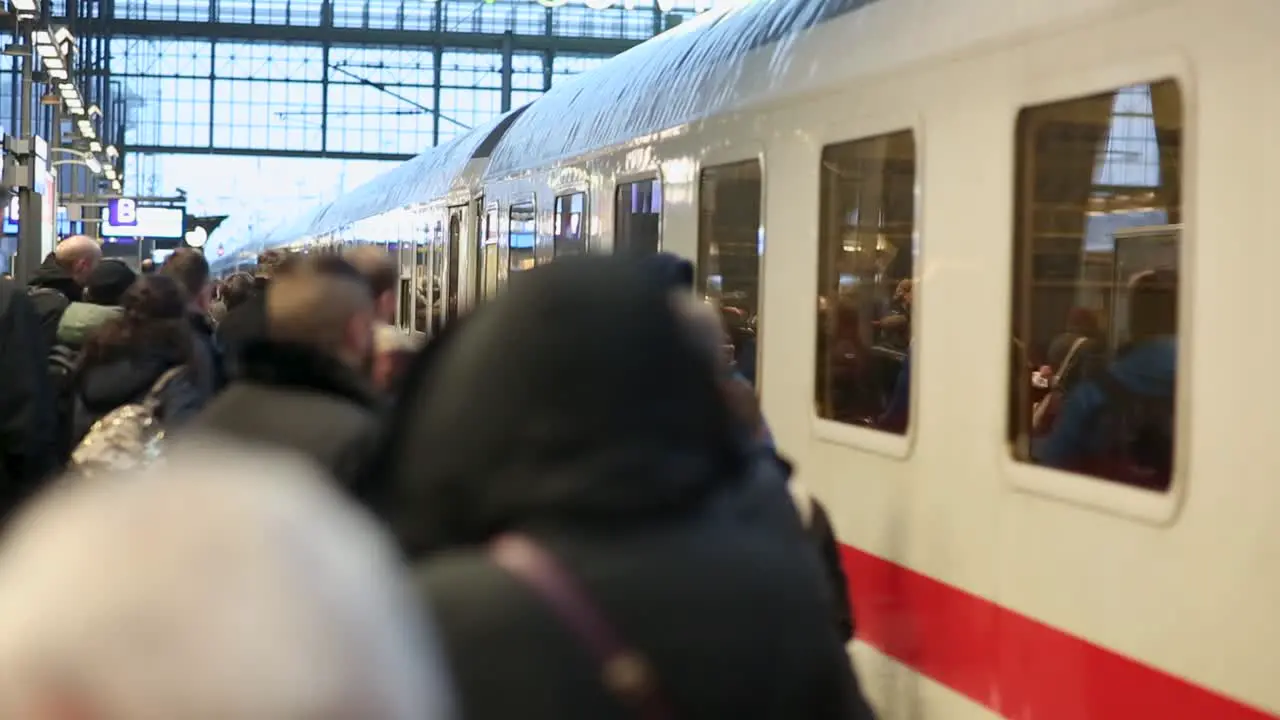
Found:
[109,198,137,226]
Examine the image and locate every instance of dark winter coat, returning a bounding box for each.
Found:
[186,309,226,395]
[0,278,57,521]
[190,340,383,488]
[72,346,206,443]
[26,254,81,350]
[370,257,875,720]
[214,278,267,380]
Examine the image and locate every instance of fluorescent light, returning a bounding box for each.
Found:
[42,55,63,71]
[33,30,52,46]
[10,0,38,12]
[89,141,101,152]
[81,127,95,140]
[111,180,121,192]
[67,105,83,115]
[59,85,77,98]
[64,95,81,107]
[47,67,66,80]
[104,167,116,180]
[53,27,73,46]
[105,145,118,159]
[85,155,101,174]
[87,104,101,117]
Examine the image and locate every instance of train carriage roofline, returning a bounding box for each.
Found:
[300,107,529,242]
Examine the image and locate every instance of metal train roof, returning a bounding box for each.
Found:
[304,108,527,239]
[484,0,880,178]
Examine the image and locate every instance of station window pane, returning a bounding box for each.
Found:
[509,201,536,272]
[553,192,586,258]
[699,160,762,386]
[614,179,661,257]
[1009,81,1182,492]
[815,131,915,435]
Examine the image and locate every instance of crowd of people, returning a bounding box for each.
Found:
[0,240,877,719]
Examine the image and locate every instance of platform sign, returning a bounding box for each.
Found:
[107,198,137,227]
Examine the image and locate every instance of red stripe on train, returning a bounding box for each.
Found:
[839,544,1278,720]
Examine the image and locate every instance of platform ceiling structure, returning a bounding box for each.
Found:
[0,0,703,235]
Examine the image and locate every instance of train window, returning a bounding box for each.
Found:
[509,202,536,272]
[477,207,500,301]
[554,192,586,257]
[698,160,763,387]
[614,179,661,257]
[815,130,916,435]
[1008,80,1182,493]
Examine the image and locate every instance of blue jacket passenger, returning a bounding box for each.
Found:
[1033,336,1176,468]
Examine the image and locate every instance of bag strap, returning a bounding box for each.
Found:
[143,366,189,409]
[1052,336,1090,388]
[489,534,672,720]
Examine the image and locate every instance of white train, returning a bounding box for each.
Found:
[213,0,1280,716]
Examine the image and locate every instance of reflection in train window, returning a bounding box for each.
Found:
[509,202,536,272]
[478,207,500,301]
[614,179,662,257]
[698,160,763,386]
[815,131,915,435]
[554,193,586,258]
[1009,80,1182,493]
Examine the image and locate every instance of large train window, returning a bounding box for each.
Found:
[1008,80,1182,493]
[698,160,763,387]
[554,192,586,258]
[509,201,536,272]
[614,179,661,257]
[815,130,916,435]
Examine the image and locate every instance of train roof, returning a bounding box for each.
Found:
[483,0,880,179]
[305,108,527,239]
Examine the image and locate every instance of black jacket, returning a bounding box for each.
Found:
[190,341,383,487]
[214,278,267,380]
[26,254,80,351]
[73,347,206,443]
[371,258,875,720]
[187,309,226,395]
[0,278,57,521]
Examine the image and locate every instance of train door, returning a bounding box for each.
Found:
[445,205,464,324]
[396,215,415,330]
[411,212,433,339]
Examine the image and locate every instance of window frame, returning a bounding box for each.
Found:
[612,174,663,256]
[507,196,538,273]
[1001,65,1192,526]
[696,156,767,391]
[810,118,923,462]
[552,190,589,259]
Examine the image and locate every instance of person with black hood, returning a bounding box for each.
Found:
[26,235,102,350]
[368,256,875,720]
[70,274,208,443]
[160,248,226,394]
[0,275,56,522]
[190,256,383,488]
[53,259,136,351]
[216,250,298,379]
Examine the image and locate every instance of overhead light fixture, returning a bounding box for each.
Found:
[33,29,53,48]
[53,27,73,53]
[58,84,76,98]
[87,104,101,118]
[104,166,116,180]
[111,179,121,192]
[64,95,81,108]
[89,140,101,152]
[47,66,66,80]
[42,55,63,71]
[85,155,101,174]
[82,127,95,140]
[105,145,118,159]
[10,0,38,14]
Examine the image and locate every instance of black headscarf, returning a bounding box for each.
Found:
[366,256,750,560]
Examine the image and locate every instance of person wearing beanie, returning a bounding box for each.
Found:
[54,260,137,350]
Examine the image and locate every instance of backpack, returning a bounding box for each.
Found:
[67,366,190,478]
[1090,369,1175,487]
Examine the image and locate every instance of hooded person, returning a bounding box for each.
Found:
[367,256,874,720]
